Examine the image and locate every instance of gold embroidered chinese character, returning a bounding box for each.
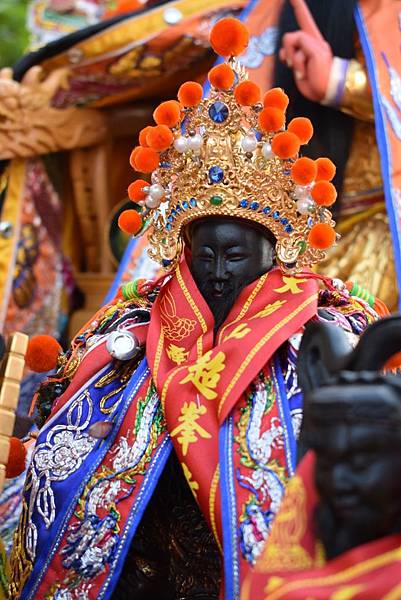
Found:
[166,343,189,365]
[252,300,287,319]
[274,276,308,295]
[179,351,225,400]
[224,323,251,341]
[170,402,211,455]
[181,462,200,497]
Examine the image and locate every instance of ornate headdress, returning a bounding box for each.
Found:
[120,17,338,273]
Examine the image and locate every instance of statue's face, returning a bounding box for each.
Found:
[189,218,275,331]
[310,387,401,559]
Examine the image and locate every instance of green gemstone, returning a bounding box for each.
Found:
[298,241,307,255]
[210,195,223,206]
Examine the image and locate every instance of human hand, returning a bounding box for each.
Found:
[279,0,333,102]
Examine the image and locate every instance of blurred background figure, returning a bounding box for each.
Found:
[271,0,400,311]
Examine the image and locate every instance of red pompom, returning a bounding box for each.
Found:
[177,81,203,107]
[129,146,141,169]
[263,88,289,111]
[118,210,143,235]
[258,107,285,133]
[153,100,182,128]
[315,157,336,181]
[208,63,235,90]
[288,117,314,144]
[133,147,160,173]
[26,335,61,373]
[291,157,317,186]
[311,181,337,207]
[138,126,153,147]
[209,17,250,57]
[128,179,148,202]
[146,124,173,152]
[271,131,300,159]
[308,223,336,249]
[234,81,261,106]
[5,437,27,479]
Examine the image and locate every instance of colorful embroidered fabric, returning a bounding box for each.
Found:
[9,258,376,599]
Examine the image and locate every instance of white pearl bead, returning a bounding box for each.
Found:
[145,195,162,209]
[187,133,203,151]
[241,135,257,153]
[174,136,188,153]
[262,142,274,159]
[149,184,165,201]
[296,198,314,215]
[294,185,309,201]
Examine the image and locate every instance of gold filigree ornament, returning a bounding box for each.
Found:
[120,18,339,274]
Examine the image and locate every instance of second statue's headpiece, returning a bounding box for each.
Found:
[120,17,338,273]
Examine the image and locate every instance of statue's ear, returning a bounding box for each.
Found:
[297,321,352,392]
[345,315,401,371]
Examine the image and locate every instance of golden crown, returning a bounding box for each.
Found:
[121,18,338,273]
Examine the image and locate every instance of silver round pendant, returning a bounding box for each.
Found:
[106,330,139,361]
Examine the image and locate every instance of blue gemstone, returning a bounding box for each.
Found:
[208,101,229,124]
[176,204,182,212]
[162,259,172,267]
[283,169,291,176]
[168,215,174,223]
[183,201,189,209]
[190,198,197,207]
[281,218,289,225]
[250,202,260,210]
[160,161,171,169]
[307,217,314,228]
[273,211,280,220]
[171,209,177,217]
[263,206,271,215]
[255,130,262,141]
[166,223,172,231]
[209,166,224,183]
[240,199,248,208]
[285,224,294,233]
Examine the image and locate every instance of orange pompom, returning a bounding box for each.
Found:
[5,437,27,479]
[271,131,300,159]
[153,100,182,128]
[263,88,289,111]
[316,157,336,182]
[139,126,153,147]
[234,81,261,106]
[311,180,338,207]
[118,209,143,235]
[291,157,317,186]
[288,117,314,144]
[177,81,203,107]
[258,107,286,133]
[146,124,173,152]
[209,17,249,57]
[133,147,160,173]
[128,179,149,202]
[308,223,336,250]
[129,146,141,169]
[384,351,401,370]
[26,335,61,373]
[208,63,235,90]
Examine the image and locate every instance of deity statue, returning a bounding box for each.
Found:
[242,316,401,599]
[7,15,383,600]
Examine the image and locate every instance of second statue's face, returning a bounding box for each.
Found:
[311,387,401,559]
[189,218,275,331]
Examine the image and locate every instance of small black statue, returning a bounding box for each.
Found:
[298,316,401,560]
